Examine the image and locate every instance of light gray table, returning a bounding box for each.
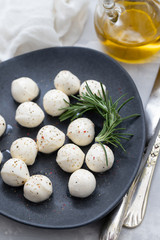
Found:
[0,1,160,239]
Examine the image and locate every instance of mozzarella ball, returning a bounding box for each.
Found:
[11,77,39,103]
[85,143,114,172]
[0,151,2,164]
[36,125,65,153]
[10,137,38,165]
[0,115,6,137]
[67,118,95,146]
[15,102,45,128]
[1,158,30,187]
[24,175,53,203]
[43,89,70,117]
[54,70,80,96]
[79,80,106,97]
[56,144,85,173]
[68,169,96,198]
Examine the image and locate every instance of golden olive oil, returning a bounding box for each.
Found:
[94,0,160,63]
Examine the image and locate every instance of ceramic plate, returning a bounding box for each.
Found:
[0,47,146,228]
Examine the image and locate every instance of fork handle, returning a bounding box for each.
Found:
[124,164,155,228]
[124,131,160,228]
[100,194,129,240]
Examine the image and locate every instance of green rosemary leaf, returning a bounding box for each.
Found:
[121,113,140,120]
[117,96,134,112]
[99,142,108,166]
[114,93,127,107]
[101,83,107,102]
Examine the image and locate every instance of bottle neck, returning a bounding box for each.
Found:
[103,0,115,9]
[100,0,118,22]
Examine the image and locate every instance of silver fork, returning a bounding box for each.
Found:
[124,129,160,228]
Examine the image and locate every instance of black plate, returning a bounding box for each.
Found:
[0,47,146,229]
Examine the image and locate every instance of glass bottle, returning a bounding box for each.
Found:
[94,0,160,63]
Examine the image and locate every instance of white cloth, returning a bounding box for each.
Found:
[0,0,89,61]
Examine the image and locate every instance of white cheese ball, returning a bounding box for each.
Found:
[15,102,45,128]
[56,144,85,173]
[11,77,39,103]
[0,151,2,164]
[10,137,38,165]
[54,70,80,96]
[67,118,95,146]
[68,169,96,198]
[43,89,70,117]
[0,115,6,137]
[37,125,65,154]
[24,175,53,203]
[1,158,30,187]
[79,80,106,97]
[85,143,114,172]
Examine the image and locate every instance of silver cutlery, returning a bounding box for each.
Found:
[124,125,160,228]
[100,72,160,240]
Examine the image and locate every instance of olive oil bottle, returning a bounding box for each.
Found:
[94,0,160,63]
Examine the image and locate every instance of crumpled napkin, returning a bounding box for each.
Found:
[0,0,89,61]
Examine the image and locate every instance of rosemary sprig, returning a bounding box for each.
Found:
[59,83,140,166]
